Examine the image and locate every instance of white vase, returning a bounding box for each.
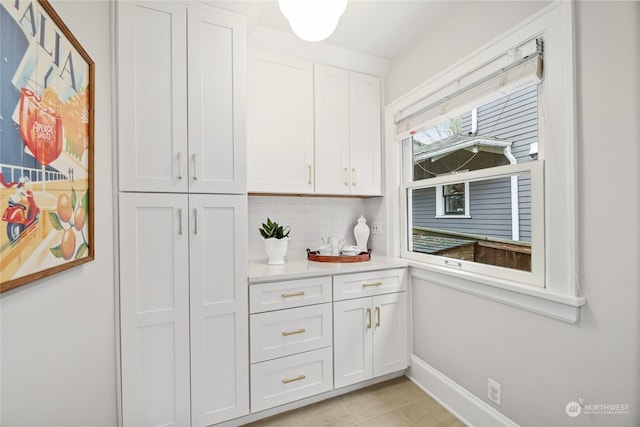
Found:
[264,237,289,265]
[353,215,370,250]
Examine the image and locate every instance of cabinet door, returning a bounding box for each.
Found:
[333,298,373,388]
[189,194,249,426]
[349,72,382,196]
[119,193,191,427]
[373,292,408,377]
[117,2,188,193]
[188,5,246,194]
[314,64,350,195]
[248,50,314,194]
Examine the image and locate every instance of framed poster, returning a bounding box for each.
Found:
[1,0,94,292]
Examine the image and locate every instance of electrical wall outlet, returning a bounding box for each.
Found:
[371,222,383,236]
[488,378,501,406]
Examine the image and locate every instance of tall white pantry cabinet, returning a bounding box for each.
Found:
[116,2,248,427]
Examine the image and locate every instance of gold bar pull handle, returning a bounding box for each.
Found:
[281,291,305,298]
[344,167,349,186]
[362,281,383,288]
[282,328,306,336]
[352,168,357,186]
[308,165,313,185]
[367,307,372,329]
[282,374,306,384]
[375,306,381,327]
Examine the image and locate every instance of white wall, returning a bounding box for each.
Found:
[388,1,639,426]
[385,1,551,103]
[0,2,117,426]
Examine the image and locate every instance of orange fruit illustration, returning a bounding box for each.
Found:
[61,228,76,260]
[42,87,61,115]
[57,193,73,223]
[74,207,86,231]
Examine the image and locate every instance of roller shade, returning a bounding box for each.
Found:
[395,38,543,139]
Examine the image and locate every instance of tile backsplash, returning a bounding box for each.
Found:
[248,196,380,261]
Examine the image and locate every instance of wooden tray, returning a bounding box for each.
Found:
[307,249,371,263]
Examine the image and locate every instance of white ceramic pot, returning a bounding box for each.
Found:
[354,215,370,250]
[264,237,289,265]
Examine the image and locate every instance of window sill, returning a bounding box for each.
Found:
[434,215,472,219]
[407,260,585,323]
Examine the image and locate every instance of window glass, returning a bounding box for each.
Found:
[410,85,538,182]
[443,183,465,215]
[407,172,532,272]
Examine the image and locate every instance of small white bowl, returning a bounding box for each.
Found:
[317,244,332,255]
[341,248,360,256]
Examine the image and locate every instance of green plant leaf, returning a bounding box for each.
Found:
[48,212,64,230]
[81,191,89,212]
[75,242,88,259]
[50,244,63,258]
[71,188,77,211]
[259,218,290,239]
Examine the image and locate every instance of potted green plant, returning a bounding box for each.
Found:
[259,218,291,265]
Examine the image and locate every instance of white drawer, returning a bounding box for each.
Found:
[333,268,407,301]
[250,347,333,413]
[250,276,332,314]
[250,303,332,363]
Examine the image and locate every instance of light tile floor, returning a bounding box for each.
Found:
[245,376,466,427]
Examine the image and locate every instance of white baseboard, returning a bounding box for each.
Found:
[407,355,519,427]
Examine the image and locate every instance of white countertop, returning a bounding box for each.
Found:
[248,255,408,283]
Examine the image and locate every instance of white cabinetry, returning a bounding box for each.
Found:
[118,2,246,194]
[247,267,408,414]
[247,51,314,194]
[247,51,381,196]
[119,193,249,426]
[249,276,333,412]
[333,269,408,389]
[117,2,248,426]
[314,64,381,196]
[119,193,191,427]
[188,195,249,426]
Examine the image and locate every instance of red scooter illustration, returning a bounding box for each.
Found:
[1,175,40,242]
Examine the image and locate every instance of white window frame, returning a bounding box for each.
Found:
[383,2,585,322]
[403,161,544,288]
[435,182,470,218]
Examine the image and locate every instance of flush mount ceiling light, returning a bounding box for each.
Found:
[278,0,348,42]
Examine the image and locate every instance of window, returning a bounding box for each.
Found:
[441,183,467,216]
[385,2,584,321]
[401,75,543,286]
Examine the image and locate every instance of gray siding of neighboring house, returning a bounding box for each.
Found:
[412,178,513,241]
[412,85,536,242]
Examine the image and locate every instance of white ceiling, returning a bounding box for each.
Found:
[208,1,457,60]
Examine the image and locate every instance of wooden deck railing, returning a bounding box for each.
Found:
[412,227,531,272]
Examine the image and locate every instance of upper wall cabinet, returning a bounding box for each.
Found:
[247,51,315,194]
[118,2,246,194]
[247,51,382,196]
[314,64,381,196]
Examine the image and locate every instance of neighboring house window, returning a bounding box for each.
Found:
[436,182,469,216]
